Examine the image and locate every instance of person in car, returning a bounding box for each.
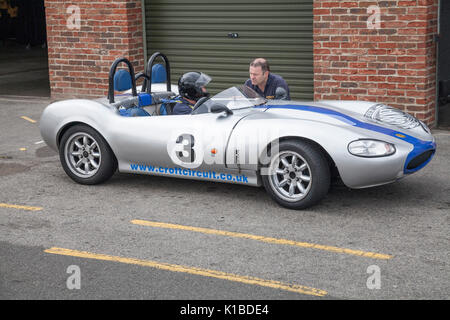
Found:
[172,72,212,115]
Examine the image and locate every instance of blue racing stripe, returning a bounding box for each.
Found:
[258,104,436,174]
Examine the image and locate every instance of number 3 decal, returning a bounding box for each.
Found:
[176,134,195,163]
[167,132,204,168]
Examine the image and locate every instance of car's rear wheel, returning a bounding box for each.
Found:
[261,140,330,210]
[59,124,117,185]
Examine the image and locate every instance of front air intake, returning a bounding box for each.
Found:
[406,150,435,170]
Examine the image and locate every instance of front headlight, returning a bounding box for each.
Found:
[365,104,420,129]
[348,139,396,157]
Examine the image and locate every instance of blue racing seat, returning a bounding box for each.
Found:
[151,64,167,83]
[114,69,133,92]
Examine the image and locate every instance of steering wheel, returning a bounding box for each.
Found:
[191,96,210,113]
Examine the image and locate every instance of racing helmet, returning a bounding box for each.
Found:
[178,72,211,101]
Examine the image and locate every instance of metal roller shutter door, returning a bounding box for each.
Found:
[144,0,313,100]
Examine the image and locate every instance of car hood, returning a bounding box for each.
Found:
[255,99,433,142]
[259,99,375,120]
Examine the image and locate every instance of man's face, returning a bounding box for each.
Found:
[249,66,268,86]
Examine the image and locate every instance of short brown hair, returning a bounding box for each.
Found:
[250,58,270,73]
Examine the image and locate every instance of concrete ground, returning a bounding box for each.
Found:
[0,96,449,301]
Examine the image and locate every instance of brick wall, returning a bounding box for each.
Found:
[313,0,438,126]
[45,0,144,100]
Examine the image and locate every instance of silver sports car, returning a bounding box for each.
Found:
[40,53,436,209]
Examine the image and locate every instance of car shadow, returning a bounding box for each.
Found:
[103,172,440,215]
[108,171,266,198]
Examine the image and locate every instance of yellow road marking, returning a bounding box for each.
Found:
[0,203,43,211]
[131,220,393,260]
[19,148,27,151]
[21,116,37,123]
[44,247,328,297]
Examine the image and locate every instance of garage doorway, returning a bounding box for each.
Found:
[0,0,50,97]
[143,0,313,101]
[438,0,450,128]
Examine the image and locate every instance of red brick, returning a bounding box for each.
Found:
[45,0,144,99]
[318,0,436,125]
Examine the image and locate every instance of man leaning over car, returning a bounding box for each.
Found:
[245,58,290,100]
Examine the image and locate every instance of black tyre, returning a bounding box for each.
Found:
[59,124,117,185]
[261,140,330,210]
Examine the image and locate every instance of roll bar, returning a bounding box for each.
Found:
[142,52,171,94]
[108,57,137,104]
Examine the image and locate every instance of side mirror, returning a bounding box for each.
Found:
[211,103,233,116]
[275,87,288,100]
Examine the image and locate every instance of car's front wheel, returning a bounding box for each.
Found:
[261,140,330,210]
[59,124,117,185]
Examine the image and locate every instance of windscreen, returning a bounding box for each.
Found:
[210,86,266,110]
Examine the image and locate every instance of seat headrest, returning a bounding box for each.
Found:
[152,64,167,83]
[114,69,132,92]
